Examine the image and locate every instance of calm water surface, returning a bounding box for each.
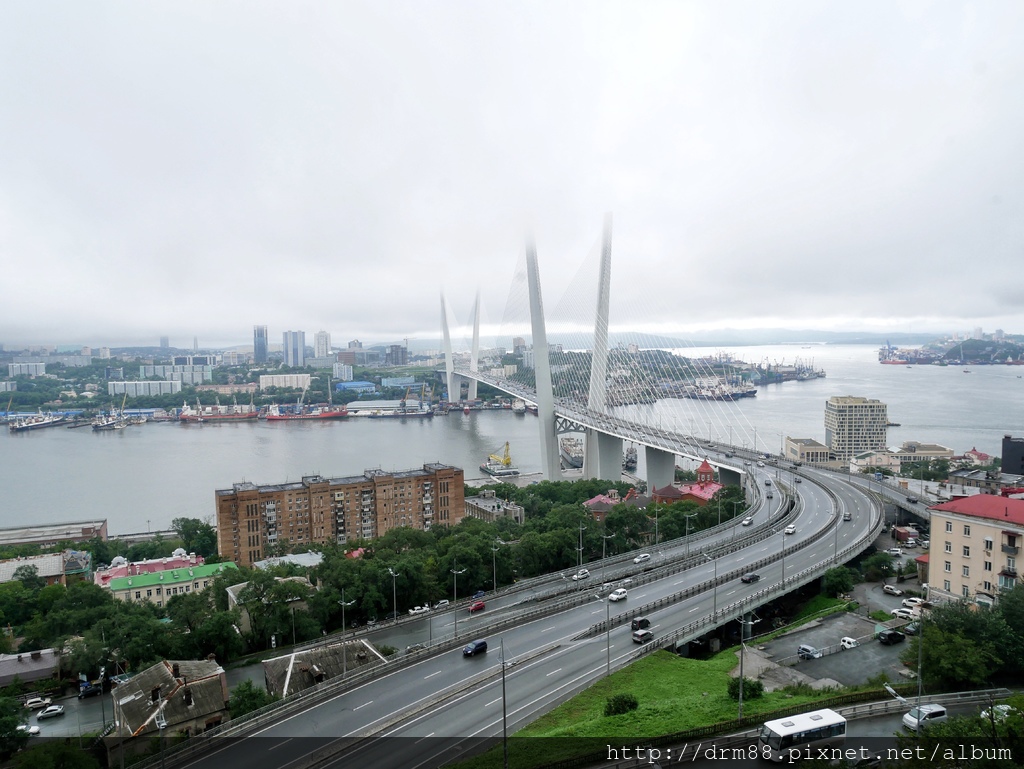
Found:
[1,345,1020,534]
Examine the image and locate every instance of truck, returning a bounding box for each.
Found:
[894,526,919,543]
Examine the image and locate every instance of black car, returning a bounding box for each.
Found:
[472,590,486,600]
[740,573,760,584]
[878,630,906,645]
[78,685,103,699]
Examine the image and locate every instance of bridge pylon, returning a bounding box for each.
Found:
[526,238,562,480]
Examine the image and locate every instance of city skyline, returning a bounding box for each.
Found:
[3,3,1023,346]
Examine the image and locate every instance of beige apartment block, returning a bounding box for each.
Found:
[824,396,888,460]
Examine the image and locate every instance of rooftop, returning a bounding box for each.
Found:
[929,495,1024,527]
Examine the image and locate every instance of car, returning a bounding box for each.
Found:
[902,597,925,609]
[741,517,753,526]
[740,573,760,584]
[17,724,40,736]
[906,496,919,504]
[797,644,822,660]
[633,553,651,564]
[744,461,752,466]
[795,477,802,483]
[764,479,772,486]
[384,610,401,621]
[23,697,51,710]
[903,703,947,731]
[887,547,904,557]
[471,590,486,600]
[572,569,590,581]
[724,452,734,458]
[468,600,485,613]
[904,622,920,636]
[463,639,487,657]
[630,617,650,631]
[757,461,765,467]
[891,607,916,620]
[408,605,430,616]
[78,684,103,699]
[919,539,930,548]
[842,511,852,521]
[36,705,64,720]
[981,704,1019,722]
[904,539,918,548]
[608,588,628,602]
[767,492,774,499]
[840,637,860,650]
[878,629,906,645]
[784,524,796,535]
[631,629,654,644]
[405,643,427,654]
[433,599,450,610]
[883,584,903,596]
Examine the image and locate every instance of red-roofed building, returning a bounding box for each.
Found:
[962,447,992,466]
[925,495,1024,606]
[651,460,722,507]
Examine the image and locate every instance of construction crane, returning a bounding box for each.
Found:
[488,442,514,467]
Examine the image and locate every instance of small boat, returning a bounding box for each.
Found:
[463,406,471,415]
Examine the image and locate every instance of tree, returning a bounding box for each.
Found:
[821,567,856,598]
[0,697,29,760]
[228,680,278,719]
[13,739,103,769]
[170,518,218,558]
[727,676,764,701]
[12,566,45,593]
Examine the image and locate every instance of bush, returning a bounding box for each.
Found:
[727,676,764,701]
[604,693,639,716]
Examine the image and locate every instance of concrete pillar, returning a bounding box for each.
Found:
[440,293,457,403]
[525,238,562,481]
[594,431,623,481]
[645,446,676,492]
[468,290,480,402]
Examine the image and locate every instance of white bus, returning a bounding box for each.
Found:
[759,708,847,762]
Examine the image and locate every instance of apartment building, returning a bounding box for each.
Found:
[107,562,238,607]
[926,495,1024,607]
[824,396,888,460]
[784,437,831,464]
[215,464,465,568]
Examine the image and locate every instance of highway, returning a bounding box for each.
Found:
[167,462,880,769]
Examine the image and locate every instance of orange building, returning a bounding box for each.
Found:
[651,459,722,506]
[216,464,464,568]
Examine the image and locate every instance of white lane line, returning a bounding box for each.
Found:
[354,701,373,711]
[726,589,737,595]
[546,668,562,677]
[425,670,442,679]
[268,739,293,751]
[486,698,501,707]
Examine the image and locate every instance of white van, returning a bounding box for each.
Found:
[840,637,859,650]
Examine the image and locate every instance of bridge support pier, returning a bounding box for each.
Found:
[584,430,623,481]
[645,446,676,492]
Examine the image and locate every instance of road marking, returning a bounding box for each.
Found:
[689,606,699,612]
[486,698,501,707]
[416,733,435,742]
[542,626,555,632]
[354,701,373,711]
[545,668,562,677]
[268,739,293,751]
[673,579,686,585]
[425,670,442,679]
[726,589,737,595]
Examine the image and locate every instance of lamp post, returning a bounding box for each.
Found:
[492,543,499,594]
[703,553,718,616]
[387,567,399,623]
[452,557,466,638]
[684,513,698,560]
[737,613,758,720]
[338,592,355,676]
[653,504,660,547]
[500,639,511,769]
[577,523,587,574]
[601,533,614,579]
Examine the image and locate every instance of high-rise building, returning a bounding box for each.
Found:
[314,330,332,358]
[385,344,407,366]
[159,336,169,348]
[283,331,305,368]
[1003,435,1024,476]
[253,326,268,364]
[824,396,888,460]
[215,464,465,567]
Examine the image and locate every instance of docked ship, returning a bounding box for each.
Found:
[9,411,66,432]
[367,404,433,419]
[480,442,521,477]
[511,399,527,414]
[179,397,258,423]
[623,444,638,472]
[264,402,349,421]
[559,436,584,469]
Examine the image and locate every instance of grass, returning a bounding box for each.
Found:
[455,648,829,769]
[869,610,892,622]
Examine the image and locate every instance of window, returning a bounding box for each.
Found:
[1009,556,1017,570]
[944,561,952,572]
[146,589,152,597]
[962,565,970,577]
[963,546,971,558]
[985,561,993,572]
[964,525,971,537]
[945,521,953,533]
[135,591,141,599]
[984,581,992,591]
[943,580,951,591]
[962,585,970,597]
[985,538,994,551]
[945,542,952,553]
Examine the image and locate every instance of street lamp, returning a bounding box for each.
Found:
[703,552,718,616]
[492,542,500,593]
[452,557,467,638]
[737,613,759,720]
[338,591,355,677]
[387,567,399,623]
[684,513,698,559]
[577,523,587,574]
[601,533,614,579]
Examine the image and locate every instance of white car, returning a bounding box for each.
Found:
[981,704,1019,722]
[887,547,904,557]
[784,524,797,535]
[608,588,628,602]
[892,607,916,620]
[902,597,925,609]
[840,637,860,650]
[433,599,450,610]
[408,605,430,616]
[883,584,904,596]
[572,569,590,581]
[17,724,40,736]
[741,517,753,526]
[633,553,651,564]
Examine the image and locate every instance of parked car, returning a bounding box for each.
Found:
[903,703,946,731]
[23,697,51,710]
[904,622,920,636]
[797,644,822,660]
[740,573,760,584]
[78,684,103,699]
[887,547,904,557]
[405,643,427,654]
[36,705,64,720]
[608,588,628,602]
[891,607,916,620]
[784,524,796,535]
[904,539,918,548]
[572,569,590,581]
[878,630,906,645]
[840,637,860,650]
[468,601,485,613]
[408,605,430,616]
[741,517,753,526]
[631,629,654,644]
[472,590,486,600]
[17,725,40,736]
[981,704,1019,722]
[902,597,925,609]
[463,639,488,657]
[919,539,930,548]
[633,553,651,564]
[882,584,904,596]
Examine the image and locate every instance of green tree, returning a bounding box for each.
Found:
[228,680,278,719]
[12,739,103,769]
[170,517,219,559]
[0,697,29,760]
[12,566,45,593]
[821,567,856,597]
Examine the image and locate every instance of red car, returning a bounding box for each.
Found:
[468,600,485,613]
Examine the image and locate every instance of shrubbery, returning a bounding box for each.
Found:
[604,693,639,716]
[727,676,764,701]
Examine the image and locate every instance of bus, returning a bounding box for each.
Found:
[759,708,846,762]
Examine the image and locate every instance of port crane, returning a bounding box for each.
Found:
[487,442,515,467]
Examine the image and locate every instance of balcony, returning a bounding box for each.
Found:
[1002,544,1019,555]
[1000,567,1017,578]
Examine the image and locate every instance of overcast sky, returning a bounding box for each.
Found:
[2,1,1022,349]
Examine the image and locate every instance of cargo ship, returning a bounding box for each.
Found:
[9,411,66,432]
[559,436,584,469]
[623,444,638,472]
[264,403,349,421]
[179,397,258,423]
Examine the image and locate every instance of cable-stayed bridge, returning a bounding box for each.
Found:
[441,215,760,490]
